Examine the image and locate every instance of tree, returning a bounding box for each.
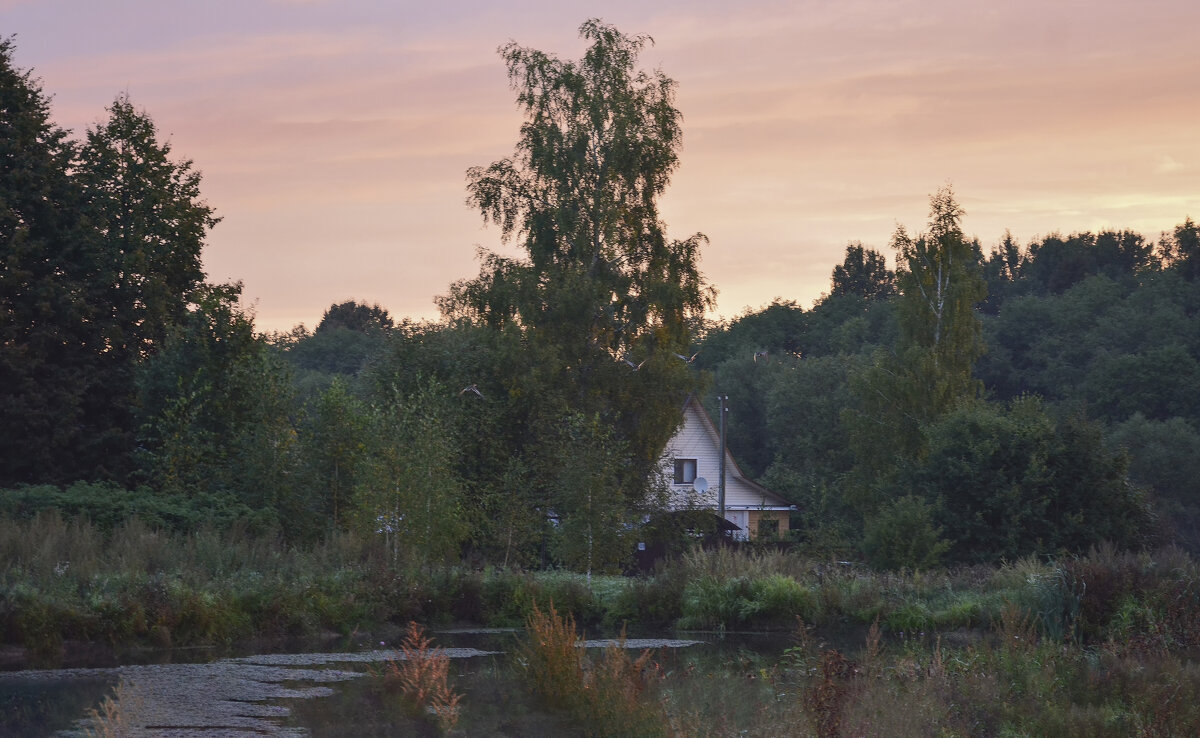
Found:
[541,413,631,579]
[830,242,894,300]
[353,380,467,572]
[1162,217,1200,280]
[846,187,987,472]
[0,39,119,485]
[438,19,713,497]
[135,281,296,527]
[76,93,218,359]
[891,398,1149,564]
[316,300,394,334]
[297,377,369,532]
[893,185,987,397]
[1,46,221,487]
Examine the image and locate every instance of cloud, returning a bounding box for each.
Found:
[1156,156,1185,175]
[13,0,1200,331]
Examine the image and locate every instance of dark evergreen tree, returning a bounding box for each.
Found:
[0,39,120,484]
[76,93,218,359]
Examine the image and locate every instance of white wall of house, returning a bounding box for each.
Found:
[660,398,792,538]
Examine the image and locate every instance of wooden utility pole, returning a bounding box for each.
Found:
[718,394,728,522]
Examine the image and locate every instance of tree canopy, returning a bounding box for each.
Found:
[439,19,713,495]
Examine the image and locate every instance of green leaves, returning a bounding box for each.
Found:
[434,20,715,565]
[1,43,220,487]
[352,379,467,571]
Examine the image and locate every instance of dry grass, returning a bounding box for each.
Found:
[81,680,141,738]
[380,621,462,733]
[519,600,670,737]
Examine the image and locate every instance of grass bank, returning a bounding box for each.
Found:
[3,513,1198,664]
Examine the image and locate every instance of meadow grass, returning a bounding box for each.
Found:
[6,512,1200,736]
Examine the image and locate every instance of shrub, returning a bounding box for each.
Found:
[862,495,950,571]
[750,574,820,624]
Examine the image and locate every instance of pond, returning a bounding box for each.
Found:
[1,629,778,736]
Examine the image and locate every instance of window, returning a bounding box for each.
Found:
[673,458,697,485]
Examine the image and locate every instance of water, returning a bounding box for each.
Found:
[0,630,714,736]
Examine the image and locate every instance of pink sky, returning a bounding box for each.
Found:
[6,0,1199,332]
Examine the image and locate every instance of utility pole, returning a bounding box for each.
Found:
[718,394,728,524]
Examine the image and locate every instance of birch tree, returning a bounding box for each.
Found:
[439,19,713,494]
[846,187,986,481]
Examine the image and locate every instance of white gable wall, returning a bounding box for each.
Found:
[661,400,792,513]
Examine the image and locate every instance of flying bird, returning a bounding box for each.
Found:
[622,357,647,371]
[753,350,769,363]
[674,351,700,364]
[459,384,484,398]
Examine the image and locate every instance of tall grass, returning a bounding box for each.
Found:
[517,601,670,737]
[81,680,141,738]
[0,512,392,654]
[379,621,462,733]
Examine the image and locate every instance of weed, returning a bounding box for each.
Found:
[803,649,859,738]
[81,680,141,738]
[380,621,462,733]
[517,600,669,736]
[517,600,585,708]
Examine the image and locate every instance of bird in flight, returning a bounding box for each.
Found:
[753,350,769,363]
[460,384,484,398]
[674,351,700,363]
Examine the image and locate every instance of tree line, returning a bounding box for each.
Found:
[4,23,1198,572]
[702,202,1200,565]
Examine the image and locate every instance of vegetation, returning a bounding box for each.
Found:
[3,19,1200,733]
[379,622,462,733]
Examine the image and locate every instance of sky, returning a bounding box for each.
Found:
[6,0,1200,333]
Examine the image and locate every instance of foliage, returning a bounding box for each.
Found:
[76,92,218,359]
[0,40,123,485]
[861,494,950,570]
[678,573,819,630]
[541,413,632,579]
[380,621,462,733]
[890,398,1150,564]
[352,379,467,572]
[518,601,668,737]
[830,241,894,300]
[1,45,219,487]
[82,680,141,738]
[440,18,713,506]
[1162,216,1200,280]
[295,378,369,534]
[317,300,394,334]
[0,482,266,534]
[843,187,987,511]
[135,282,297,519]
[1107,414,1200,552]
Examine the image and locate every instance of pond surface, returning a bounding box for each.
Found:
[0,630,723,736]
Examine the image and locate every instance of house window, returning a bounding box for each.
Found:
[674,458,697,485]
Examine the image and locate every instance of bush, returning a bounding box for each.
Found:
[862,495,950,570]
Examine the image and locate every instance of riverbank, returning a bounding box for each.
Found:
[4,513,1200,658]
[4,513,1200,734]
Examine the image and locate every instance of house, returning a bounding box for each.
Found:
[660,396,794,540]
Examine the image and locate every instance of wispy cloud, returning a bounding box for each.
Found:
[10,0,1200,329]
